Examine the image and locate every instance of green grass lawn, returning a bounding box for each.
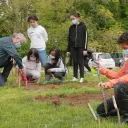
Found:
[0,67,127,128]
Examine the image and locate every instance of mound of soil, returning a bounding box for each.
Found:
[35,92,113,106]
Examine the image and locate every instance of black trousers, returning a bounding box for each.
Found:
[44,63,65,80]
[84,57,91,72]
[97,82,128,120]
[0,58,13,86]
[71,48,84,78]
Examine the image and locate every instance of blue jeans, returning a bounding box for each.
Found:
[38,50,47,66]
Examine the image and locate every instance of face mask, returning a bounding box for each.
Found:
[15,42,21,48]
[49,55,55,59]
[72,19,77,25]
[30,57,36,61]
[31,23,38,28]
[31,25,37,28]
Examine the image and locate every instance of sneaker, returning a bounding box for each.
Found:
[72,77,78,82]
[79,78,84,83]
[50,76,54,82]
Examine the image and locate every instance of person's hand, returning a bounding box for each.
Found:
[66,52,70,57]
[98,82,109,89]
[19,68,25,75]
[92,61,99,70]
[47,69,52,73]
[83,50,87,56]
[10,58,16,65]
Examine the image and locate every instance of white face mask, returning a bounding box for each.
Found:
[30,57,36,61]
[72,19,77,25]
[49,54,55,59]
[15,42,21,48]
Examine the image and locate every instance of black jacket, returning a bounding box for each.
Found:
[67,22,88,52]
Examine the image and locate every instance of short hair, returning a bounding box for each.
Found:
[27,15,38,22]
[27,48,40,63]
[70,12,81,18]
[12,33,26,43]
[117,32,128,44]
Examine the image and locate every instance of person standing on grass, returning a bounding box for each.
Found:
[66,12,88,83]
[93,32,128,124]
[84,50,95,72]
[0,33,26,86]
[27,14,48,66]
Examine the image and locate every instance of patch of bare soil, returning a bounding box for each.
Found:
[26,84,61,91]
[26,82,98,91]
[35,92,113,106]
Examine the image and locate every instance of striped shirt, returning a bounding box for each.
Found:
[0,36,23,69]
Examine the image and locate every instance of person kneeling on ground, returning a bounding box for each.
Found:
[16,48,41,84]
[94,32,128,124]
[0,33,26,86]
[44,46,66,84]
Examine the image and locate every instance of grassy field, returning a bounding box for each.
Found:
[0,67,127,128]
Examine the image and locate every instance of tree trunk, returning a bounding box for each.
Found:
[119,0,128,4]
[13,0,20,33]
[23,5,28,33]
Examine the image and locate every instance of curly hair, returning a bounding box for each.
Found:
[117,32,128,44]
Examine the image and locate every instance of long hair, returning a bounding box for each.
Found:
[49,46,61,62]
[27,48,40,63]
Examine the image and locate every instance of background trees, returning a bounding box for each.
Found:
[0,0,128,56]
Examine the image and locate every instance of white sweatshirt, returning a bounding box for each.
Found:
[27,25,48,50]
[22,56,42,72]
[47,56,66,72]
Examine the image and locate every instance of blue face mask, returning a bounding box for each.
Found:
[15,42,21,48]
[31,26,37,28]
[72,19,77,25]
[49,55,55,59]
[31,24,38,28]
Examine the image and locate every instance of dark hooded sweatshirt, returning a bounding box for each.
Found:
[67,22,88,52]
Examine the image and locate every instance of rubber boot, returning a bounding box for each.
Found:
[60,77,65,83]
[43,75,51,84]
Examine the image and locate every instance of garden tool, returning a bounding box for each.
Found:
[94,61,108,114]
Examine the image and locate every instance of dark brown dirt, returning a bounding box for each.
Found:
[27,82,113,106]
[26,82,98,91]
[35,92,113,106]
